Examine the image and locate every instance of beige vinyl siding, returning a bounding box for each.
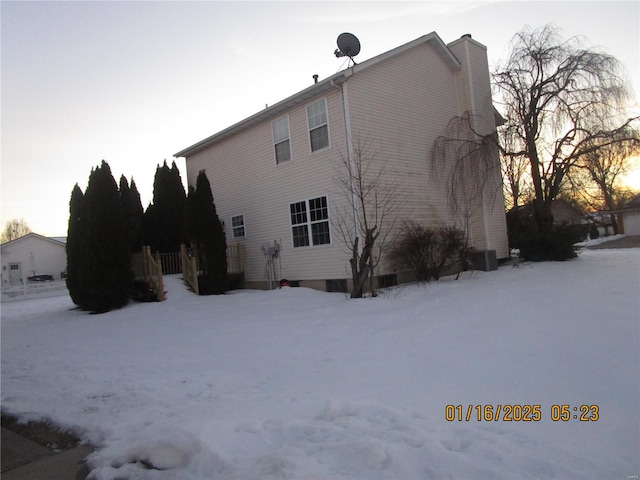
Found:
[186,91,351,282]
[182,33,509,286]
[448,37,495,133]
[345,40,466,251]
[448,37,509,257]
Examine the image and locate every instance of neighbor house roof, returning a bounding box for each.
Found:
[1,232,66,248]
[623,193,640,210]
[174,32,462,159]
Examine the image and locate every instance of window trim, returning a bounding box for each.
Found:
[272,115,292,165]
[306,98,330,153]
[289,195,332,248]
[231,214,246,239]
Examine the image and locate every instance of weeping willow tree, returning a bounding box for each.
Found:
[431,111,503,237]
[492,25,639,237]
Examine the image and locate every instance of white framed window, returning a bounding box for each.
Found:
[307,99,329,152]
[231,214,245,239]
[290,196,331,248]
[272,115,292,164]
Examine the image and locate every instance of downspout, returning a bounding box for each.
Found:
[331,70,359,241]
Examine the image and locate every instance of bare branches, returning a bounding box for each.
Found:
[1,218,32,244]
[493,26,638,234]
[332,134,401,298]
[492,24,638,231]
[431,111,502,229]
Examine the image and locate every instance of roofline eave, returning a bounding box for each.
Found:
[174,72,349,158]
[174,31,463,159]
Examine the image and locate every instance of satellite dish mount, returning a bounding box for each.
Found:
[334,32,361,66]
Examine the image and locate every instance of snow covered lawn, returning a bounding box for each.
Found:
[2,249,639,479]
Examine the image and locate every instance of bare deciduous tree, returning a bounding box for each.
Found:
[332,135,399,298]
[1,218,32,243]
[493,25,639,234]
[499,124,534,210]
[567,132,640,233]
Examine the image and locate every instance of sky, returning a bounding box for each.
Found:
[2,0,639,237]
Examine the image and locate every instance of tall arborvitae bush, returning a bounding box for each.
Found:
[144,160,186,253]
[68,161,133,312]
[66,183,85,306]
[184,170,228,294]
[119,176,144,252]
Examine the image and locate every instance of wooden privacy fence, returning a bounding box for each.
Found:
[227,243,244,275]
[134,244,244,298]
[158,252,182,275]
[181,244,199,295]
[132,246,165,301]
[180,243,244,295]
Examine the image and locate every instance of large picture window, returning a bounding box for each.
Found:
[290,196,331,247]
[272,116,291,164]
[307,99,329,152]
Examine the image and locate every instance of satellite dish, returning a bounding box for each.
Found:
[334,32,361,62]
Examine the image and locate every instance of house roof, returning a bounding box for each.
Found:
[174,32,463,159]
[623,193,640,210]
[1,232,66,248]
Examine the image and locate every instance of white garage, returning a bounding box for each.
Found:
[1,233,67,287]
[619,194,640,236]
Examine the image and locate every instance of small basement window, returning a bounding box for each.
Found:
[326,279,348,293]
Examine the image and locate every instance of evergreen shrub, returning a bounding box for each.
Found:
[508,210,585,261]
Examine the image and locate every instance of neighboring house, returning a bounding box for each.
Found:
[509,200,590,227]
[175,32,509,291]
[585,211,615,237]
[550,199,586,226]
[1,233,67,287]
[619,193,640,235]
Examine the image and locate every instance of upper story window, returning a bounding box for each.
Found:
[307,99,329,152]
[272,116,291,164]
[290,196,331,248]
[231,214,245,239]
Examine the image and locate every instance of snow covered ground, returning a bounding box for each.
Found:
[1,248,639,479]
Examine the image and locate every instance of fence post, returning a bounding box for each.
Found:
[180,244,186,278]
[192,253,199,296]
[154,250,165,301]
[142,246,149,280]
[237,243,244,274]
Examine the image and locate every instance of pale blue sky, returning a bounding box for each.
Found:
[2,0,638,236]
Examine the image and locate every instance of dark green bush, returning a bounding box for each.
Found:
[516,224,585,261]
[184,171,228,295]
[507,205,588,261]
[66,161,133,313]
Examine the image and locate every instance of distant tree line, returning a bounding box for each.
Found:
[66,160,227,313]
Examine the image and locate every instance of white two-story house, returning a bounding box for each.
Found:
[175,32,509,291]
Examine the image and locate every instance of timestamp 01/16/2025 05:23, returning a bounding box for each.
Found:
[444,404,600,422]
